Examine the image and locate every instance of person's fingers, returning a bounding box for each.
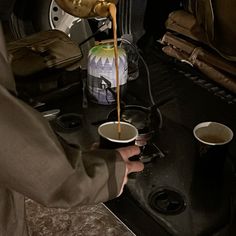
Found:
[116,145,140,161]
[116,145,144,173]
[127,161,144,174]
[116,145,144,197]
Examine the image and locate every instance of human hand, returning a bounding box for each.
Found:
[116,145,144,196]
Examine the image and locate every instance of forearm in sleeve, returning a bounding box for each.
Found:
[0,85,126,207]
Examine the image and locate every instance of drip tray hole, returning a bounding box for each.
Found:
[56,113,82,132]
[148,187,186,215]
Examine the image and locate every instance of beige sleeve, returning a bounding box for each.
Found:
[0,85,126,207]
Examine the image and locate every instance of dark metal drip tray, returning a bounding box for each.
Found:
[106,44,236,236]
[46,43,236,236]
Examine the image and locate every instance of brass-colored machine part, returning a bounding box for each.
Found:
[55,0,117,18]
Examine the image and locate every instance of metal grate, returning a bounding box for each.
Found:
[176,68,236,105]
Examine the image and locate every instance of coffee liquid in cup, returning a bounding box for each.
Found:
[198,135,226,144]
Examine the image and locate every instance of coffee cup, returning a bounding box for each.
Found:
[193,121,233,175]
[193,122,233,146]
[98,121,138,149]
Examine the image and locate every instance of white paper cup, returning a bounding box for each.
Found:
[98,121,138,149]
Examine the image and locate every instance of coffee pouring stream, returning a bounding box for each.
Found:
[55,0,117,18]
[55,0,122,136]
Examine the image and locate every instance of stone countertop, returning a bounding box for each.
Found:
[26,198,135,236]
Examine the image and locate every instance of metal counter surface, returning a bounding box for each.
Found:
[104,44,236,236]
[27,43,236,236]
